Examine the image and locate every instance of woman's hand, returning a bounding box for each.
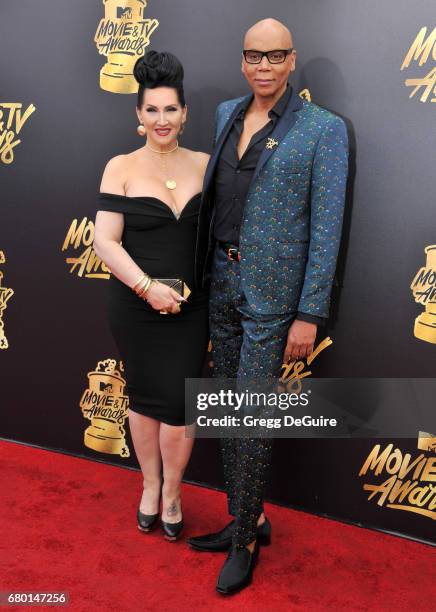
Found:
[144,281,186,313]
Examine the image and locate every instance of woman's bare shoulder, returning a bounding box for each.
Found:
[195,151,211,163]
[105,153,141,174]
[100,154,130,194]
[196,152,211,175]
[182,148,210,168]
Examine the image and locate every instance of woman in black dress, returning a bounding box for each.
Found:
[93,51,209,541]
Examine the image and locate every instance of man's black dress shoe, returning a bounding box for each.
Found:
[216,540,260,595]
[187,517,271,552]
[137,509,159,532]
[161,517,184,541]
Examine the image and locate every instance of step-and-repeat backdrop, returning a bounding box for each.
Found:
[1,1,435,545]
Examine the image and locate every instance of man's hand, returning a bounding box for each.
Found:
[283,319,317,363]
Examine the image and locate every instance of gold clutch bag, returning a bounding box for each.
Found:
[154,278,191,300]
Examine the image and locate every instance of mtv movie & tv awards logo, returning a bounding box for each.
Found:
[94,0,159,93]
[0,251,14,349]
[0,102,36,165]
[410,244,436,344]
[400,26,436,103]
[80,358,130,457]
[61,218,110,279]
[359,432,436,520]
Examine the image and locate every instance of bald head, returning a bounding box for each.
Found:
[244,18,293,50]
[241,18,296,100]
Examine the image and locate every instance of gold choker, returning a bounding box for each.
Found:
[145,142,179,155]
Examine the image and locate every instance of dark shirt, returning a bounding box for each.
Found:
[213,84,292,246]
[212,84,324,327]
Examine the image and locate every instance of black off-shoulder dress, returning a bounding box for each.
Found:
[97,192,209,426]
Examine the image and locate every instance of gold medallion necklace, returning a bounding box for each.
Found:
[145,141,179,190]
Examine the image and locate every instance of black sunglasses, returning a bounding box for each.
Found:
[242,48,294,64]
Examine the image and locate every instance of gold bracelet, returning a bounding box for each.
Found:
[134,281,149,297]
[136,279,151,296]
[133,273,149,292]
[137,278,153,298]
[144,280,156,301]
[132,273,154,299]
[139,280,156,300]
[135,276,151,294]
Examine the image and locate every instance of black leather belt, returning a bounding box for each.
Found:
[217,241,241,262]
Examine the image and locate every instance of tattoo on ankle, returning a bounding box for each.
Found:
[167,502,177,517]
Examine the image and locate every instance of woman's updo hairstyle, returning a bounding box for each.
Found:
[134,50,186,108]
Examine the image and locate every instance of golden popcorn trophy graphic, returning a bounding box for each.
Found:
[417,430,436,453]
[0,251,14,350]
[410,245,436,344]
[94,0,159,94]
[80,359,130,457]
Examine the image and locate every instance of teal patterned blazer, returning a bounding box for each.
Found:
[195,87,349,319]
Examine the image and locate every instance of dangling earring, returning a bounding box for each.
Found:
[179,121,186,136]
[137,123,146,136]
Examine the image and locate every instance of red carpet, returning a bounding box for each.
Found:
[0,439,434,611]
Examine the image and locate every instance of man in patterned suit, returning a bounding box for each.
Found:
[189,18,348,594]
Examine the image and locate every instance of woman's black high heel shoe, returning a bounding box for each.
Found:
[137,486,161,533]
[137,509,159,533]
[160,516,184,541]
[160,498,184,541]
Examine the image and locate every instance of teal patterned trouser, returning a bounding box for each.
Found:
[209,244,296,548]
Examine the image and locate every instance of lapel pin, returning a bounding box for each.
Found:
[265,137,279,150]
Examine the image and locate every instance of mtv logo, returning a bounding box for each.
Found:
[117,7,132,19]
[100,381,113,393]
[417,431,436,453]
